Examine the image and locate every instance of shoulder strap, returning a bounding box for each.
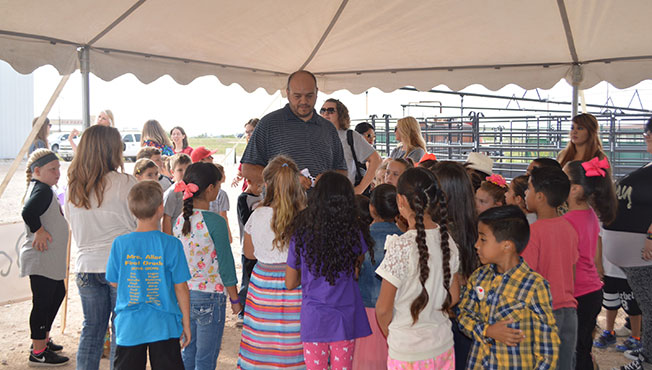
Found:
[347,130,360,165]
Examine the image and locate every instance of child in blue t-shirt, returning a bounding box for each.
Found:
[106,180,191,370]
[285,171,372,370]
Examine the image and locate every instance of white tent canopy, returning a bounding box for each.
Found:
[2,0,652,95]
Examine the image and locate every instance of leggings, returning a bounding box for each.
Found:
[303,340,355,370]
[29,275,66,340]
[623,265,652,362]
[575,289,602,370]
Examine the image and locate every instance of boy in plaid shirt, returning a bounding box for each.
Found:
[458,206,559,369]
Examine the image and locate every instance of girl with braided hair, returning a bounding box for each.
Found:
[172,162,241,370]
[376,167,460,369]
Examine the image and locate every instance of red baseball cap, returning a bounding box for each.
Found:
[191,146,218,163]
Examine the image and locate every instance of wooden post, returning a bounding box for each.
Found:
[61,226,72,333]
[0,74,71,200]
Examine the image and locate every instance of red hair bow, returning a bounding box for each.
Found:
[581,157,609,177]
[418,153,438,164]
[174,181,199,200]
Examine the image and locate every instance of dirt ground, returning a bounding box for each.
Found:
[0,159,639,369]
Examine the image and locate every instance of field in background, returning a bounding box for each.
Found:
[188,136,247,158]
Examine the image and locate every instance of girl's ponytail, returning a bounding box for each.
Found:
[410,192,430,324]
[435,189,452,312]
[567,159,618,225]
[178,162,220,236]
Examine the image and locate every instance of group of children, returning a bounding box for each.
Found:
[20,136,639,370]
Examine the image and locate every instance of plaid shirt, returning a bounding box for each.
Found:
[458,259,560,369]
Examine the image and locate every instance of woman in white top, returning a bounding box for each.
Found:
[65,125,137,370]
[237,155,307,369]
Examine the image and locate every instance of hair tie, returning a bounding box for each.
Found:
[174,181,199,200]
[485,174,507,188]
[581,157,609,177]
[30,153,58,172]
[281,163,288,167]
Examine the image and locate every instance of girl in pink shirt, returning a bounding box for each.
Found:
[563,158,617,370]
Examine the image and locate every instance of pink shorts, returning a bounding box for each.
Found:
[387,347,455,370]
[303,339,355,370]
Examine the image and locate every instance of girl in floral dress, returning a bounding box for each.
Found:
[173,162,241,370]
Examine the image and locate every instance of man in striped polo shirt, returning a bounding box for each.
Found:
[241,70,347,188]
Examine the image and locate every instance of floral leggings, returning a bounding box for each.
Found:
[303,340,355,370]
[387,347,455,370]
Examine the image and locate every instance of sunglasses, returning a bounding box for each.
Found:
[319,107,336,114]
[365,133,375,139]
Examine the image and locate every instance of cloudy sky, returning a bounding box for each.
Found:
[32,64,652,137]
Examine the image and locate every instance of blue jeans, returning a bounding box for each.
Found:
[76,273,117,370]
[182,291,226,370]
[553,307,577,370]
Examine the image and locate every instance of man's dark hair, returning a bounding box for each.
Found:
[531,157,562,170]
[478,205,530,253]
[530,166,570,207]
[286,70,317,90]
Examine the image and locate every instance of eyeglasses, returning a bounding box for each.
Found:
[319,107,336,114]
[365,133,375,139]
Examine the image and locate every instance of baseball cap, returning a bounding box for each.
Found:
[465,152,493,175]
[191,146,218,163]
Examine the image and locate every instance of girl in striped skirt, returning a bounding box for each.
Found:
[237,155,307,369]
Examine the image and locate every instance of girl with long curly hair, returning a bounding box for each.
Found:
[237,156,307,369]
[172,162,241,370]
[375,167,460,369]
[285,171,372,370]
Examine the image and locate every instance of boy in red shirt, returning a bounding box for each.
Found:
[522,166,579,370]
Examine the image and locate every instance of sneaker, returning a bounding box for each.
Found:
[617,337,642,353]
[615,324,632,337]
[611,359,643,370]
[28,348,69,367]
[30,339,63,353]
[625,349,642,361]
[594,330,617,349]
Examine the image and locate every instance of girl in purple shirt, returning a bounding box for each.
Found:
[285,171,373,370]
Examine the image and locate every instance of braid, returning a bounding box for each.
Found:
[409,194,430,324]
[181,198,193,236]
[437,191,453,311]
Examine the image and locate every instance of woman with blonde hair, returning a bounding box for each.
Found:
[557,113,608,168]
[65,125,137,370]
[141,119,174,156]
[68,109,114,151]
[29,117,50,154]
[237,155,307,369]
[390,116,427,164]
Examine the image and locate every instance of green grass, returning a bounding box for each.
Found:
[188,137,247,156]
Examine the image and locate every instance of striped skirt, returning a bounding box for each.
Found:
[237,262,305,369]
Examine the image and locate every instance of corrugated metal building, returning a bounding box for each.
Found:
[0,61,34,159]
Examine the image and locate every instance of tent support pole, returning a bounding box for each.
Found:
[0,74,71,200]
[570,64,583,117]
[80,47,90,129]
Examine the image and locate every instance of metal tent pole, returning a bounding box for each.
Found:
[79,47,91,129]
[570,64,583,117]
